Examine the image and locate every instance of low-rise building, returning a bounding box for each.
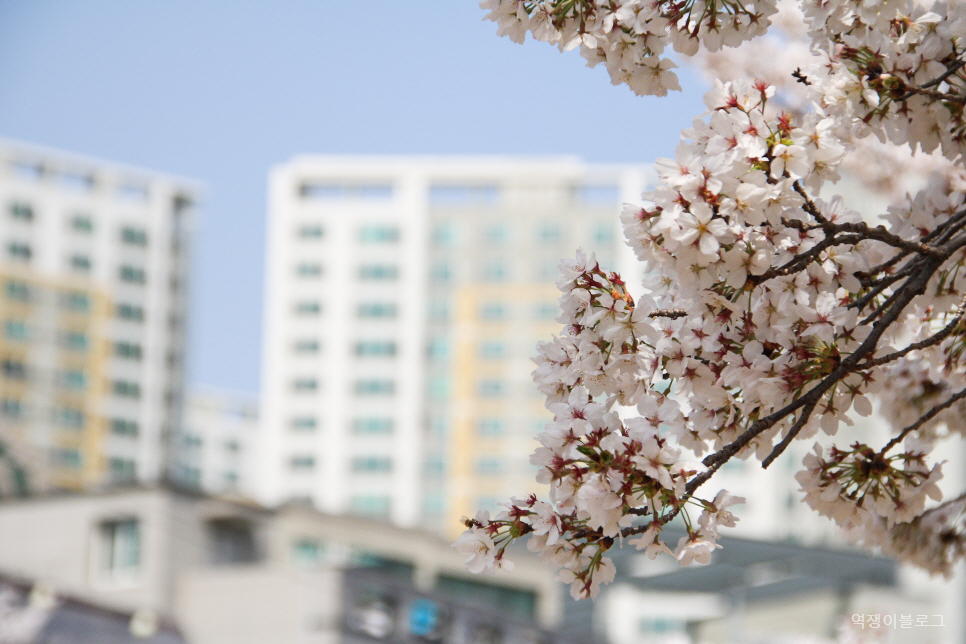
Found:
[0,486,570,644]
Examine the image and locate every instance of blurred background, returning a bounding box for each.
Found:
[0,3,960,644]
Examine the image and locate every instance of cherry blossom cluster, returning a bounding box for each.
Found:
[800,0,966,159]
[480,0,779,95]
[456,259,746,599]
[797,441,943,530]
[690,0,961,205]
[460,0,966,596]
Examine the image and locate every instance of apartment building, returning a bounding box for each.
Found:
[258,156,650,530]
[0,139,196,492]
[176,389,260,497]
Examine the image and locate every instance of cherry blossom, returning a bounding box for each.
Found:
[459,0,966,597]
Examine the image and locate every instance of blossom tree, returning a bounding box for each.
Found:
[455,0,966,601]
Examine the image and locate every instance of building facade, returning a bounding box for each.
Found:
[175,389,260,498]
[0,140,196,492]
[0,486,569,644]
[257,156,650,530]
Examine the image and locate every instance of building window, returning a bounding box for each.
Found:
[1,398,23,419]
[431,223,456,247]
[71,214,94,233]
[359,225,400,243]
[290,455,316,470]
[295,301,321,316]
[478,418,505,436]
[8,242,31,262]
[119,266,146,284]
[109,458,137,483]
[351,457,392,473]
[112,380,141,398]
[428,184,499,204]
[63,291,91,312]
[10,162,42,181]
[593,221,615,245]
[479,341,506,359]
[479,302,507,320]
[98,519,141,581]
[292,539,326,566]
[61,370,87,391]
[180,466,201,487]
[4,320,28,341]
[479,380,504,397]
[485,224,508,244]
[349,495,392,516]
[296,263,322,278]
[293,378,318,392]
[120,227,148,246]
[537,224,561,243]
[427,377,448,400]
[115,342,143,360]
[207,518,259,565]
[59,172,92,192]
[62,331,88,351]
[575,184,620,203]
[291,416,317,431]
[424,456,445,475]
[353,417,393,435]
[355,341,396,357]
[358,264,398,281]
[10,202,34,221]
[301,182,393,200]
[1,359,27,381]
[6,281,31,302]
[481,261,506,282]
[535,302,558,320]
[426,338,449,360]
[431,262,452,283]
[293,339,320,354]
[117,303,144,321]
[428,300,449,321]
[355,380,395,396]
[111,419,139,436]
[70,254,92,272]
[56,407,85,428]
[476,457,504,475]
[357,302,397,318]
[53,447,82,469]
[298,224,324,239]
[117,184,149,201]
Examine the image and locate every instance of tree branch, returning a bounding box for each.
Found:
[854,293,966,371]
[648,308,688,319]
[879,386,966,455]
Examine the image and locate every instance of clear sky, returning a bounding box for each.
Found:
[0,1,707,395]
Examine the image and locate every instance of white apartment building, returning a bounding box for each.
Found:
[0,139,196,492]
[258,156,650,529]
[176,389,260,497]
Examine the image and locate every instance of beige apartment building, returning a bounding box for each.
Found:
[0,140,196,493]
[257,155,650,533]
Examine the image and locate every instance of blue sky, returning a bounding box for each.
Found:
[0,1,707,394]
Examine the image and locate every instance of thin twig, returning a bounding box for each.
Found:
[854,293,966,371]
[880,387,966,455]
[762,400,818,468]
[648,308,688,319]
